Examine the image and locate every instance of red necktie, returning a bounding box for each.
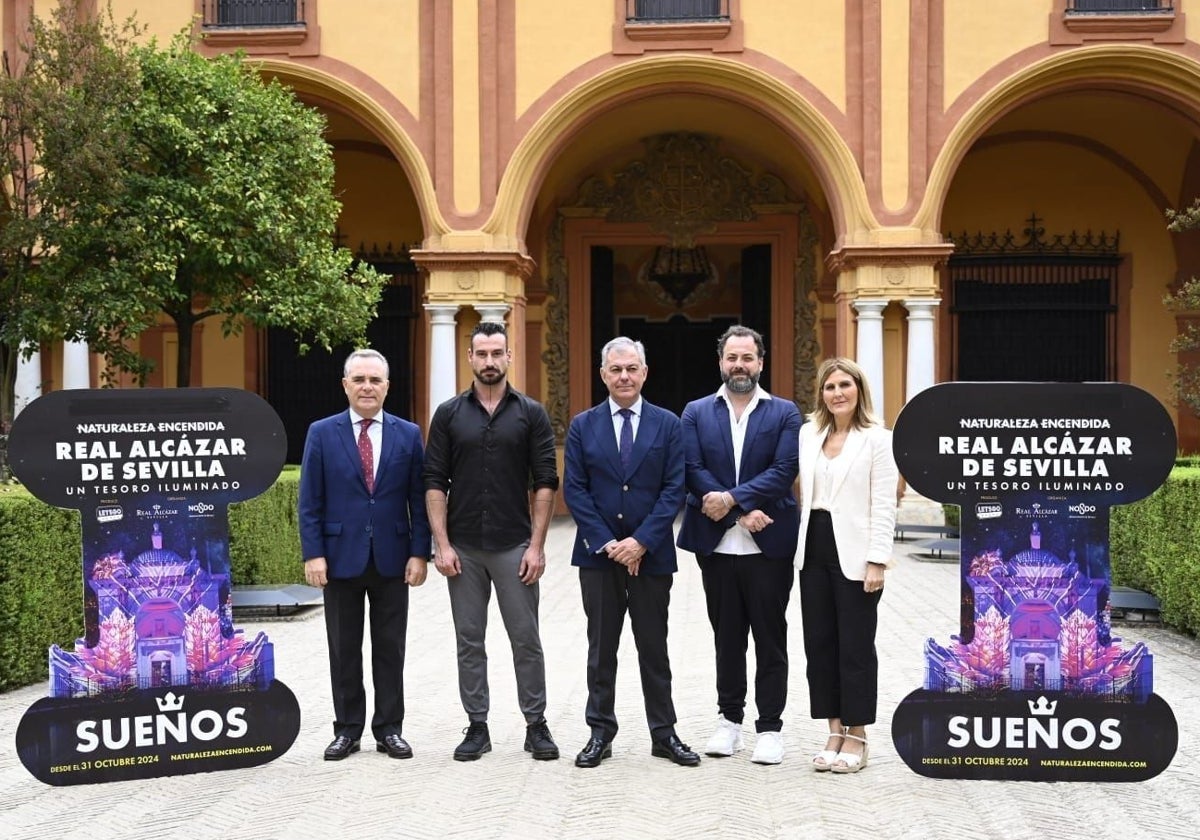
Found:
[358,418,374,494]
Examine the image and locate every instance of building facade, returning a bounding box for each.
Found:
[10,0,1200,453]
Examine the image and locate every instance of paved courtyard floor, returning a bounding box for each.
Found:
[2,517,1197,839]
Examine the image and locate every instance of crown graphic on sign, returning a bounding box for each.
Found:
[1028,696,1057,717]
[156,692,185,713]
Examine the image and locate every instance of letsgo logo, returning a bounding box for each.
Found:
[95,506,123,523]
[946,696,1121,752]
[75,692,248,753]
[975,502,1002,519]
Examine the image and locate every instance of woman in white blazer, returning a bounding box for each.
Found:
[796,358,898,774]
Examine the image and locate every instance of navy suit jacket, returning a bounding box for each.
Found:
[563,400,685,576]
[298,410,432,579]
[676,392,801,560]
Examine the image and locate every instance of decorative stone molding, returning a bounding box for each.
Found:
[1049,0,1184,45]
[411,250,536,280]
[542,215,571,442]
[793,209,821,416]
[612,0,744,55]
[194,1,321,57]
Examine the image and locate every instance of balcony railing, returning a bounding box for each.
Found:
[626,0,729,23]
[1066,1,1171,13]
[202,0,304,28]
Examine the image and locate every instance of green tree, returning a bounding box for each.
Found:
[2,2,384,415]
[1,1,143,479]
[37,27,385,388]
[1167,200,1200,417]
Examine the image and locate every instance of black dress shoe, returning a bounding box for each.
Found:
[651,734,701,767]
[376,733,413,759]
[524,720,560,760]
[323,735,361,761]
[454,722,492,761]
[574,736,613,768]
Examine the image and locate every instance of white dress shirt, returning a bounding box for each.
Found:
[713,384,772,555]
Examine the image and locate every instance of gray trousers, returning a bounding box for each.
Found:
[447,542,547,724]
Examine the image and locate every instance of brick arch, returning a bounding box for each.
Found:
[919,45,1200,234]
[487,54,874,252]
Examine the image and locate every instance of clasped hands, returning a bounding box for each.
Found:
[701,490,772,533]
[605,536,645,576]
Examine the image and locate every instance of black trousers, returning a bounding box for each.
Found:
[579,565,676,741]
[323,557,409,741]
[799,509,882,727]
[697,552,793,733]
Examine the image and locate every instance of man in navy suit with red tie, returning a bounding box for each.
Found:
[563,337,699,768]
[299,349,431,761]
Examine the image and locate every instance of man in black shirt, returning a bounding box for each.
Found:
[424,321,561,761]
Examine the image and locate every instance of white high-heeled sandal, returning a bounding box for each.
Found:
[811,730,845,772]
[830,733,869,774]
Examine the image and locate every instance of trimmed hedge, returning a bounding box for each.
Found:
[1110,466,1200,636]
[0,469,304,693]
[0,488,84,692]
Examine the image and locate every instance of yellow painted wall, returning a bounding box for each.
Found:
[514,0,611,118]
[943,141,1179,418]
[743,0,845,112]
[334,150,424,247]
[108,0,191,41]
[322,0,421,121]
[199,325,245,388]
[942,0,1049,110]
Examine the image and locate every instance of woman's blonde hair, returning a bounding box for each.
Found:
[808,357,880,432]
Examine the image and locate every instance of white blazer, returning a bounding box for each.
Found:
[795,422,898,580]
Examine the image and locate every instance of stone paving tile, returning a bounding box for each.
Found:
[1,518,1197,839]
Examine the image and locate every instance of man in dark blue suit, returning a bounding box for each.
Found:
[563,337,699,768]
[677,325,800,765]
[299,349,431,761]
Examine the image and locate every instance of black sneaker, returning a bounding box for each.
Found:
[524,720,560,761]
[453,722,492,761]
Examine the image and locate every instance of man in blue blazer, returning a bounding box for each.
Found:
[299,349,431,762]
[677,325,800,765]
[563,337,699,768]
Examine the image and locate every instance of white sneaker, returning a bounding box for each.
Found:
[751,731,785,765]
[704,716,744,757]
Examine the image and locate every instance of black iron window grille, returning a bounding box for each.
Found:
[626,0,728,23]
[203,1,304,27]
[1066,1,1171,13]
[946,215,1121,383]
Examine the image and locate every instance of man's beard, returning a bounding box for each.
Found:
[474,367,505,385]
[722,369,759,394]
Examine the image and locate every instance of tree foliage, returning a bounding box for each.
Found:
[1166,199,1200,416]
[2,1,385,407]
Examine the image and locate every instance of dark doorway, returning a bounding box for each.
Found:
[266,280,416,464]
[588,243,772,417]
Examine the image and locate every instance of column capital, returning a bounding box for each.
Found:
[851,299,888,318]
[473,304,511,324]
[902,298,942,317]
[423,302,461,323]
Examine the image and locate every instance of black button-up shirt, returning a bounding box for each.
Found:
[423,385,559,551]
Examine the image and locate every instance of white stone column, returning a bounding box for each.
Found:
[473,303,510,325]
[903,298,940,403]
[425,304,461,413]
[62,340,91,390]
[852,299,887,409]
[14,346,42,417]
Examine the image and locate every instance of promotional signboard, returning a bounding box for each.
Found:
[891,382,1178,781]
[9,388,301,785]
